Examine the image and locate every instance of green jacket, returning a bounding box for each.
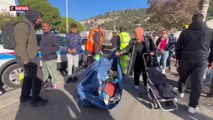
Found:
[14,19,37,62]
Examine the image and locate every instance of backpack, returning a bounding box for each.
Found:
[1,21,30,50]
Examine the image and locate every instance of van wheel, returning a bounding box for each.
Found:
[2,64,23,89]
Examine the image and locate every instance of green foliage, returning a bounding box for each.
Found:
[207,0,213,20]
[19,0,84,33]
[0,11,22,30]
[58,17,84,33]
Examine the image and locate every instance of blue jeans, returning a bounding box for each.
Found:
[157,51,169,69]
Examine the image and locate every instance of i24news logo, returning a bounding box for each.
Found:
[10,6,29,11]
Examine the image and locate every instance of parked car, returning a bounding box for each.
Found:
[0,32,68,89]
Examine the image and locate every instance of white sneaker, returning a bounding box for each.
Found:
[135,85,139,89]
[188,106,196,114]
[180,93,184,98]
[162,69,166,74]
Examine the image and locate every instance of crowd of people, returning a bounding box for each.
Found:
[0,8,213,115]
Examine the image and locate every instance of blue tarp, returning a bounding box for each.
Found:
[75,55,123,109]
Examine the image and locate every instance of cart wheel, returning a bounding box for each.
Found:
[153,101,158,109]
[149,103,154,109]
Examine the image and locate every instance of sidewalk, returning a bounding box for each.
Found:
[0,70,213,120]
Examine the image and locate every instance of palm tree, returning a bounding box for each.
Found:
[199,0,211,21]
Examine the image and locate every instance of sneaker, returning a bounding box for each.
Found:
[135,85,139,89]
[180,93,184,98]
[46,84,57,91]
[20,96,32,103]
[31,97,48,107]
[0,91,3,95]
[162,69,166,74]
[188,106,196,114]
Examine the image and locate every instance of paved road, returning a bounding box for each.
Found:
[0,69,213,120]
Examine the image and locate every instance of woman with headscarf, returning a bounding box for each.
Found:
[116,27,155,89]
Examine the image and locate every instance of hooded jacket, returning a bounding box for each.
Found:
[14,9,41,62]
[175,22,213,62]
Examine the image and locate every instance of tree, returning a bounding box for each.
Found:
[148,0,200,30]
[18,0,84,33]
[199,0,211,21]
[0,10,22,30]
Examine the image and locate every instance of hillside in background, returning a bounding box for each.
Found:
[80,9,155,32]
[81,5,213,32]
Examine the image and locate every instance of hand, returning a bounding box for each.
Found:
[149,52,155,56]
[23,60,29,65]
[72,49,76,54]
[160,49,165,54]
[68,48,72,54]
[94,55,100,61]
[208,62,213,68]
[115,52,120,56]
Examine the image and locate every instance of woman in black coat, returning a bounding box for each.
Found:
[116,28,155,89]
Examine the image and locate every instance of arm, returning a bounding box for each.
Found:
[117,40,135,56]
[14,22,30,63]
[94,32,101,55]
[77,34,82,51]
[175,31,185,60]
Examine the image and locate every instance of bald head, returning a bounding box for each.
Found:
[42,22,51,33]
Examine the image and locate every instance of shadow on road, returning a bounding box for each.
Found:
[64,79,114,120]
[123,75,213,120]
[15,80,114,120]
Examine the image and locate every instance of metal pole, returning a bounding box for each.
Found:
[66,0,69,33]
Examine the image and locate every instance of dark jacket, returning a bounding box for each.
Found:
[118,36,156,74]
[156,36,176,51]
[66,32,82,55]
[175,22,213,62]
[40,32,59,61]
[14,10,41,62]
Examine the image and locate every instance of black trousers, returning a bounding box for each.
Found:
[16,57,43,101]
[178,59,207,108]
[134,55,147,86]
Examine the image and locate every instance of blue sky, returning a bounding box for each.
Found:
[48,0,149,21]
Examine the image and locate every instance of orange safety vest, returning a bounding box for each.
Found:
[85,29,103,54]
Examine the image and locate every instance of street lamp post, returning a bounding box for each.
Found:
[66,0,68,33]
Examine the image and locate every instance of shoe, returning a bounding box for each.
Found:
[162,69,166,74]
[135,85,139,90]
[0,91,3,95]
[72,77,78,83]
[20,96,32,103]
[31,97,48,107]
[46,84,57,91]
[188,106,196,114]
[180,93,184,98]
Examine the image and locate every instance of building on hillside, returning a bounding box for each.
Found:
[0,0,16,15]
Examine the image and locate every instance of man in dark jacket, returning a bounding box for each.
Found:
[116,28,155,89]
[15,9,48,106]
[175,13,213,114]
[40,22,59,90]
